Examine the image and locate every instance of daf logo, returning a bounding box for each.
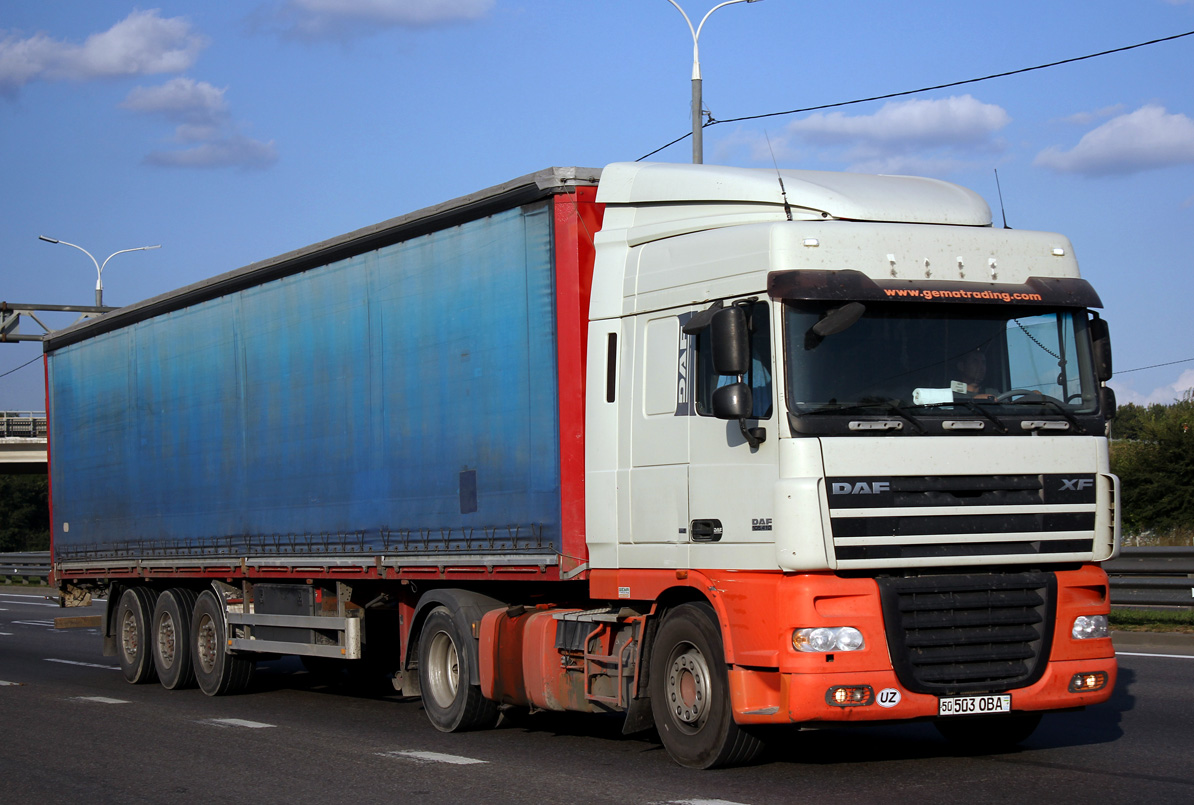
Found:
[831,481,891,495]
[1060,478,1094,492]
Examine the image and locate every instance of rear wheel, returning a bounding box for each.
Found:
[191,590,255,696]
[152,588,199,690]
[116,587,160,684]
[935,712,1042,752]
[649,603,765,769]
[417,607,499,732]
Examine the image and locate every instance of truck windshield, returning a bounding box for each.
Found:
[783,301,1100,417]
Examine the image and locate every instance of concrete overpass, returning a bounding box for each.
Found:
[1,413,48,474]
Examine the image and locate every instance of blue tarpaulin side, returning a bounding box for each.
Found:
[49,202,562,558]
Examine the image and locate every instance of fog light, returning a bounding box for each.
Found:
[1069,671,1109,693]
[1072,615,1109,640]
[794,626,865,652]
[826,685,874,707]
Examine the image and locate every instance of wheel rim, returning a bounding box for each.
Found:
[426,630,460,709]
[196,613,217,674]
[665,642,711,730]
[157,611,177,669]
[120,608,139,663]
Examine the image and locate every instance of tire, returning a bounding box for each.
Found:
[191,590,255,697]
[417,607,499,732]
[649,603,765,769]
[116,587,160,685]
[935,712,1042,752]
[151,588,199,690]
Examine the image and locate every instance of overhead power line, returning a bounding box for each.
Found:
[639,28,1194,161]
[1117,358,1194,375]
[0,354,41,380]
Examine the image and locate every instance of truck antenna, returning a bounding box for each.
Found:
[994,168,1012,229]
[765,131,793,221]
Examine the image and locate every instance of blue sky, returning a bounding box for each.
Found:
[2,0,1192,411]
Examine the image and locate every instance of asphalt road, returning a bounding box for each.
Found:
[2,589,1193,805]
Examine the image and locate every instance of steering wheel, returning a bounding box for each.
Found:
[995,389,1064,405]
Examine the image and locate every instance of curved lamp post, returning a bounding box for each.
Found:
[38,236,160,308]
[665,0,762,164]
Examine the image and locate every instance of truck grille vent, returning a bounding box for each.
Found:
[877,571,1055,694]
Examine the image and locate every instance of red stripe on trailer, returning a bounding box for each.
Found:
[552,189,603,578]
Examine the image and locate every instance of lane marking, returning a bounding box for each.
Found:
[1117,651,1194,660]
[0,680,23,686]
[666,800,754,805]
[13,620,55,628]
[73,696,129,705]
[0,632,13,636]
[203,718,276,729]
[45,658,120,670]
[0,601,60,608]
[379,750,488,766]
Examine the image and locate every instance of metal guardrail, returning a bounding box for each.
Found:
[0,412,48,439]
[0,551,49,584]
[1106,546,1194,608]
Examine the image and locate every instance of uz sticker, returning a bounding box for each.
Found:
[877,688,902,708]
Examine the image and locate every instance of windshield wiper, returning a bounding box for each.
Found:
[803,399,925,434]
[913,399,1009,434]
[1010,397,1088,434]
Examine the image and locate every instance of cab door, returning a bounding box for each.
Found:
[686,298,779,569]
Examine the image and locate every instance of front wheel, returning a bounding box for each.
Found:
[648,603,765,769]
[417,607,499,732]
[935,712,1042,752]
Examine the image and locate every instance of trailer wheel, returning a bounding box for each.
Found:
[116,587,160,685]
[191,590,255,696]
[935,712,1042,752]
[649,603,764,769]
[152,588,199,690]
[417,607,499,732]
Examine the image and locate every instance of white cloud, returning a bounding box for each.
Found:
[0,10,206,95]
[1055,104,1125,127]
[120,77,228,125]
[1034,105,1194,176]
[123,79,275,170]
[772,95,1011,174]
[261,0,494,40]
[144,135,278,170]
[1111,368,1194,406]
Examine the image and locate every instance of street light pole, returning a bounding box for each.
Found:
[665,0,762,164]
[38,236,161,307]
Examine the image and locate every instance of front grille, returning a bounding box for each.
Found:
[827,474,1098,566]
[877,571,1055,694]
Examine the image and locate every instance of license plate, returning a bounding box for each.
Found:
[937,694,1012,717]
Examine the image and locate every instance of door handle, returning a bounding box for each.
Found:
[690,519,723,543]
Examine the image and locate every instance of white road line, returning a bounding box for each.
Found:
[0,632,13,636]
[665,800,755,805]
[379,750,488,766]
[0,680,23,686]
[45,658,120,670]
[0,600,60,607]
[14,620,56,628]
[203,718,276,729]
[72,696,129,705]
[1117,651,1194,660]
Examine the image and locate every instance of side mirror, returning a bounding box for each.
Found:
[711,307,749,376]
[1100,386,1117,419]
[712,381,752,420]
[1090,316,1112,382]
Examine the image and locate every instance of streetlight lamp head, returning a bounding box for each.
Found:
[38,236,60,244]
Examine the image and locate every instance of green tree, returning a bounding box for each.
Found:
[1111,391,1194,544]
[0,474,51,552]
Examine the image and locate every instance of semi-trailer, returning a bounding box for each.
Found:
[46,162,1119,768]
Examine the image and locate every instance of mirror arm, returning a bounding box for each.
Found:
[739,420,766,449]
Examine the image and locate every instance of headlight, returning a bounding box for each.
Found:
[1072,614,1109,640]
[793,626,865,652]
